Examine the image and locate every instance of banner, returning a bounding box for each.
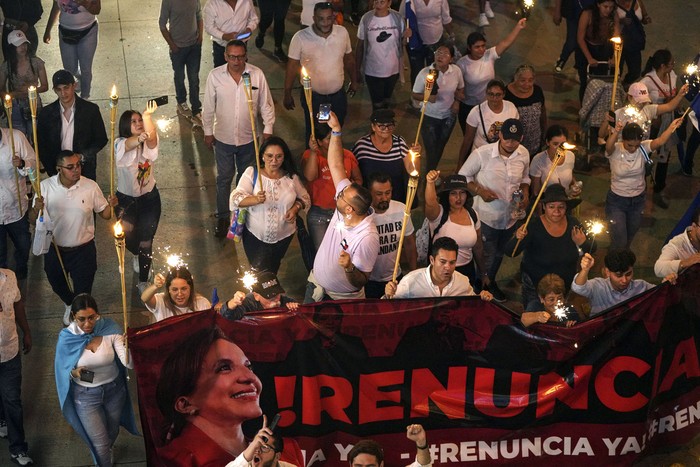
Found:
[129,268,700,466]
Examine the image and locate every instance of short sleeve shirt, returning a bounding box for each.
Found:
[413,64,464,119]
[606,140,652,197]
[371,201,414,282]
[288,26,352,95]
[466,101,519,149]
[457,47,500,105]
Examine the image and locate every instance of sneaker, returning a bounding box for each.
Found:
[254,34,264,49]
[63,304,72,326]
[133,255,140,273]
[554,59,565,73]
[478,13,490,27]
[272,48,288,63]
[10,452,34,466]
[484,1,495,18]
[653,192,669,209]
[176,102,191,116]
[0,419,7,438]
[487,282,507,303]
[136,281,149,296]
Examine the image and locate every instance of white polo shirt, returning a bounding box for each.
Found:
[413,64,464,120]
[37,175,108,247]
[459,141,530,230]
[288,25,352,95]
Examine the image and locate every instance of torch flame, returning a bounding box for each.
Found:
[610,36,622,44]
[113,221,124,238]
[562,142,576,150]
[301,66,309,79]
[408,149,420,175]
[4,94,10,106]
[110,85,117,99]
[426,71,435,83]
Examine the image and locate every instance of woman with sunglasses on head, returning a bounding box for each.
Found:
[54,293,139,467]
[115,101,160,295]
[230,136,310,275]
[505,64,546,157]
[352,109,420,204]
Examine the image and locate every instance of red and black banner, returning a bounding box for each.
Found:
[129,268,700,466]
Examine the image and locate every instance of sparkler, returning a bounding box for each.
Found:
[166,254,184,269]
[521,0,534,18]
[241,270,257,291]
[685,63,699,85]
[585,220,605,253]
[553,300,567,321]
[610,37,623,110]
[622,105,649,133]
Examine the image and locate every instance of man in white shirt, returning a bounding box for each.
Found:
[202,40,275,237]
[0,269,33,466]
[30,151,116,324]
[203,0,258,67]
[364,173,416,298]
[284,2,358,146]
[459,118,530,302]
[0,129,36,281]
[385,236,492,300]
[654,207,700,277]
[304,112,379,303]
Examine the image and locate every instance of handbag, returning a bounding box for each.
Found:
[59,21,96,45]
[32,207,54,256]
[227,167,258,242]
[296,216,315,272]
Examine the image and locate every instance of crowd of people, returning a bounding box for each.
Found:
[0,0,698,465]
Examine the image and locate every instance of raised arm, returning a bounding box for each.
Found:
[424,170,442,221]
[650,118,683,151]
[326,112,346,188]
[495,18,527,56]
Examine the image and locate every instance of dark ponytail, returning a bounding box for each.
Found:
[642,49,672,76]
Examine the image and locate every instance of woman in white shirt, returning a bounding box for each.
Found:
[141,266,212,322]
[605,118,682,250]
[55,294,138,467]
[230,136,311,274]
[43,0,101,99]
[457,79,518,167]
[115,101,160,292]
[530,125,580,199]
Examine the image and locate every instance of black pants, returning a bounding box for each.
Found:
[44,240,97,306]
[621,48,642,87]
[116,187,162,282]
[365,74,399,108]
[212,41,226,68]
[258,0,291,48]
[242,228,294,275]
[458,102,475,135]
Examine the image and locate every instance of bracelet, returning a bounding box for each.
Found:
[416,443,428,450]
[331,131,342,137]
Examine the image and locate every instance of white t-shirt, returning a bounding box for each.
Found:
[57,0,97,30]
[457,47,500,105]
[358,14,400,78]
[403,0,452,45]
[288,26,352,95]
[146,293,212,322]
[466,101,519,150]
[413,64,464,119]
[312,179,380,294]
[300,0,316,26]
[371,201,414,282]
[529,150,576,190]
[429,206,480,267]
[607,140,652,197]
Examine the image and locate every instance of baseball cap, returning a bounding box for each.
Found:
[370,108,395,124]
[252,271,285,299]
[500,118,523,140]
[7,30,29,47]
[52,70,76,88]
[438,174,470,194]
[628,82,651,104]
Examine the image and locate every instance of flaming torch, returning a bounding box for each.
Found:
[414,69,437,146]
[113,221,129,363]
[27,86,42,175]
[242,72,263,188]
[610,37,623,110]
[109,85,118,217]
[392,150,420,283]
[301,66,315,142]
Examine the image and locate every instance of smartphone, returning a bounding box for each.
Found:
[148,95,168,107]
[236,31,252,40]
[80,369,95,383]
[268,413,281,432]
[317,103,331,122]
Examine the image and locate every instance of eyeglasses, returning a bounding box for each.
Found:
[259,444,274,453]
[74,314,101,324]
[57,162,82,171]
[337,188,355,211]
[225,54,246,61]
[263,153,284,160]
[486,92,504,98]
[374,122,395,131]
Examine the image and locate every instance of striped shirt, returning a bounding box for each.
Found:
[352,134,409,202]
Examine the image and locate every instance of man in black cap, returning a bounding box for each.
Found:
[36,70,107,181]
[458,118,530,302]
[218,271,299,320]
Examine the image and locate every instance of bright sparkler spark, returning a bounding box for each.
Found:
[523,0,534,8]
[156,117,173,133]
[241,271,257,291]
[553,300,567,321]
[687,64,698,76]
[587,221,605,236]
[166,254,183,268]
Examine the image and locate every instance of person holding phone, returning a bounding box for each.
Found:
[115,101,161,294]
[54,294,138,467]
[203,0,258,67]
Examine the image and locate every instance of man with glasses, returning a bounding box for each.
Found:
[202,39,274,237]
[36,70,108,182]
[29,151,117,325]
[246,432,298,467]
[284,1,358,146]
[304,112,379,303]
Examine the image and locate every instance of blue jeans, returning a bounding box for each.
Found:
[72,378,126,467]
[59,22,99,99]
[0,353,28,455]
[214,140,255,219]
[0,214,31,280]
[116,187,162,282]
[481,222,517,281]
[307,205,334,252]
[605,190,645,250]
[299,88,347,148]
[421,114,457,172]
[169,43,202,114]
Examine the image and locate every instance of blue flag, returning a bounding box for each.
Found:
[211,287,219,306]
[405,0,423,51]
